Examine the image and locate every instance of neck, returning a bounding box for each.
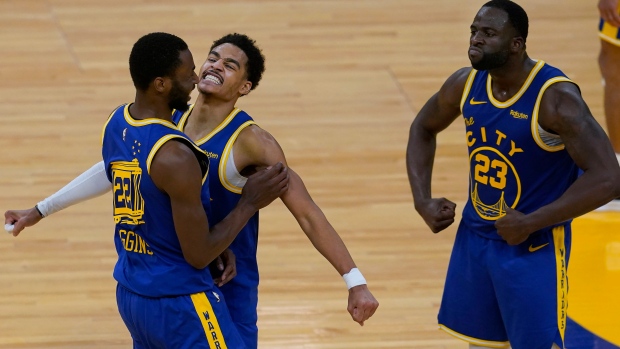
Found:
[488,53,535,101]
[192,93,239,124]
[182,93,240,140]
[130,92,174,123]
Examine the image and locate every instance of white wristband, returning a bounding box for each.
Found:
[342,268,366,290]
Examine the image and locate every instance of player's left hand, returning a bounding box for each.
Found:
[212,249,237,287]
[495,206,530,245]
[347,284,379,326]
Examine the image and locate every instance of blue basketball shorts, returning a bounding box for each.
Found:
[116,284,246,349]
[220,280,258,349]
[438,221,571,349]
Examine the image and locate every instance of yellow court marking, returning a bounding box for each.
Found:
[570,213,620,346]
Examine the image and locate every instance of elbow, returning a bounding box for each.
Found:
[186,258,209,270]
[602,168,620,199]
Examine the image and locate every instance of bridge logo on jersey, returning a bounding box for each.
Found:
[469,146,522,220]
[111,159,145,225]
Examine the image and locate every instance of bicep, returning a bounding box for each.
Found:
[413,93,461,134]
[233,126,288,172]
[539,83,613,171]
[234,126,322,219]
[150,141,209,244]
[412,68,470,135]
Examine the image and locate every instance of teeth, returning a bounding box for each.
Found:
[204,75,221,85]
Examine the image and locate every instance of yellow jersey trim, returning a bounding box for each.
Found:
[146,135,208,185]
[460,69,478,113]
[100,105,123,146]
[487,60,545,108]
[123,104,179,129]
[186,108,243,146]
[190,292,229,349]
[439,324,511,348]
[553,226,568,343]
[175,103,196,131]
[219,121,257,194]
[599,32,620,47]
[599,20,620,47]
[530,77,573,152]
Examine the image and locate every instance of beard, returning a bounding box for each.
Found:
[168,79,190,112]
[471,49,510,71]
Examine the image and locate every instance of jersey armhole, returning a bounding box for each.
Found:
[146,135,210,185]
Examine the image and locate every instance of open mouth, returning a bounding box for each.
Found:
[202,71,223,85]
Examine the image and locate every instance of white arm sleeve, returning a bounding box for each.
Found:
[36,161,112,217]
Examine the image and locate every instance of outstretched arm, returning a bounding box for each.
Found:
[234,126,379,326]
[4,161,112,236]
[406,67,471,233]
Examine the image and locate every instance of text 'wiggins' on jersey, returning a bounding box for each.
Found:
[460,60,580,239]
[102,103,213,297]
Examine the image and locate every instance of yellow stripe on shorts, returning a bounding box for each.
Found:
[190,292,228,349]
[553,225,568,342]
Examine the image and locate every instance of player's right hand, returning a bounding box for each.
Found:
[347,284,379,326]
[415,198,456,233]
[4,207,43,237]
[241,162,289,211]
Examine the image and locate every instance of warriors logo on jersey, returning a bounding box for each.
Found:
[469,139,521,220]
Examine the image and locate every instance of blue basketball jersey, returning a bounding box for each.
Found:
[173,106,260,346]
[102,104,215,297]
[460,61,580,240]
[173,107,259,286]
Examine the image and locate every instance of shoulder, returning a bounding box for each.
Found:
[445,67,474,85]
[150,139,204,188]
[540,80,583,115]
[437,67,474,104]
[153,139,199,169]
[234,124,287,169]
[538,80,588,133]
[237,124,280,152]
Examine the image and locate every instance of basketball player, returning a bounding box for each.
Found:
[596,0,620,211]
[5,33,378,349]
[406,1,620,349]
[101,32,289,348]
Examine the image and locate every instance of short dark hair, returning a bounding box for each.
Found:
[483,0,528,44]
[210,33,265,91]
[129,32,189,91]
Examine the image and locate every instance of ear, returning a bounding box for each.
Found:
[153,77,168,93]
[239,80,252,96]
[511,37,525,52]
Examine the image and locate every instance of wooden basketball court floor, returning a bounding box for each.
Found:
[0,0,618,348]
